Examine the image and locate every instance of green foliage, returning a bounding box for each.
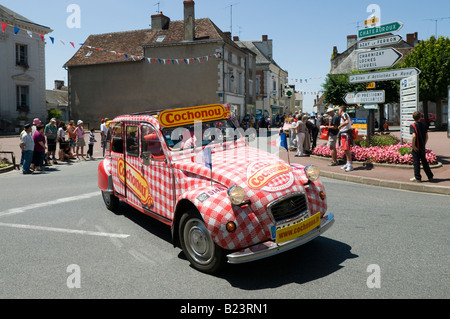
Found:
[47,109,63,122]
[398,147,412,156]
[401,36,450,101]
[354,134,400,148]
[369,134,400,147]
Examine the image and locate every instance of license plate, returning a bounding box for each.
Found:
[274,214,321,244]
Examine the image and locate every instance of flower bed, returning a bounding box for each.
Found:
[312,143,437,165]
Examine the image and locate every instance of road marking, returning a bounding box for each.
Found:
[0,222,130,238]
[0,191,99,218]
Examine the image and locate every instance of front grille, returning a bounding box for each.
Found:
[268,193,309,223]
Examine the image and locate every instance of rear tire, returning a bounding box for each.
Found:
[102,191,119,211]
[179,210,225,274]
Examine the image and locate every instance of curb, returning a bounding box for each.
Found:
[320,170,450,196]
[0,165,15,174]
[310,155,442,169]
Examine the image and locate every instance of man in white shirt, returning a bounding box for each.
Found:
[338,106,354,172]
[100,118,109,157]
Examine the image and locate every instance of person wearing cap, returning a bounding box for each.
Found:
[74,120,86,160]
[45,118,58,164]
[326,107,340,166]
[20,124,34,174]
[32,118,41,135]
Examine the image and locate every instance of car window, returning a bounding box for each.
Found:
[141,125,164,160]
[110,123,123,154]
[126,125,139,156]
[161,119,241,151]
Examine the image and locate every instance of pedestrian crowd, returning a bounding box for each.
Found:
[19,118,98,175]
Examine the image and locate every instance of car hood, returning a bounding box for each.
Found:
[172,145,309,194]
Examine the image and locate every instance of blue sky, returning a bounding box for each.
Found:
[2,0,449,112]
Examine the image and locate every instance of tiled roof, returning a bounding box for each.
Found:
[65,18,239,67]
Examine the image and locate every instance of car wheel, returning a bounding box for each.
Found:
[179,210,225,274]
[102,191,119,211]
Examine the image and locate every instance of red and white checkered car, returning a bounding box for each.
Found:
[98,104,334,273]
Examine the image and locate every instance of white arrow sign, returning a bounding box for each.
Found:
[358,35,403,49]
[343,91,385,104]
[358,48,403,70]
[349,68,421,83]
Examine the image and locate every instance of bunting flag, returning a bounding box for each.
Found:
[0,21,223,66]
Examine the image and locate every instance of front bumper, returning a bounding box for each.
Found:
[226,214,334,264]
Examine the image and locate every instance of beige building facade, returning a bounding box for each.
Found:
[65,1,256,129]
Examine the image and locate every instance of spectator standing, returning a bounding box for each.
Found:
[20,124,34,175]
[100,118,109,157]
[295,114,306,157]
[57,122,68,161]
[32,124,46,171]
[326,107,340,166]
[338,106,353,172]
[87,128,97,159]
[67,120,77,154]
[74,120,86,160]
[410,111,434,182]
[45,118,58,164]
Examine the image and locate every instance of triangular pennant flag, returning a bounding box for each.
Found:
[50,37,55,44]
[27,30,33,37]
[70,42,75,48]
[60,40,65,45]
[1,23,7,33]
[14,27,20,35]
[39,34,45,42]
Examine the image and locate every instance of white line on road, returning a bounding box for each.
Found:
[0,191,100,218]
[0,222,130,238]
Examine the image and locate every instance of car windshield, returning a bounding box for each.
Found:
[161,119,242,151]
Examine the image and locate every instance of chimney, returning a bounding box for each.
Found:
[347,35,357,49]
[184,0,195,42]
[233,36,239,41]
[406,32,418,47]
[151,12,170,31]
[54,80,64,90]
[260,35,272,59]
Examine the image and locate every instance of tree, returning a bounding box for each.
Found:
[401,36,450,130]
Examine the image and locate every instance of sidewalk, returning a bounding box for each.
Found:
[278,130,450,196]
[1,130,449,195]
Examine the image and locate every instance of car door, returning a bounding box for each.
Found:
[140,124,176,222]
[110,122,126,198]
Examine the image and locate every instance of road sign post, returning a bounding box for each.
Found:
[357,48,403,70]
[400,75,419,141]
[349,68,421,83]
[343,91,385,104]
[358,21,403,38]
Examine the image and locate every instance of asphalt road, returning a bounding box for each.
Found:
[0,159,449,300]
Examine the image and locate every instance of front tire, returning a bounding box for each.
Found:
[102,191,119,211]
[179,210,225,274]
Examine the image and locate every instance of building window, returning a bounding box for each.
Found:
[238,72,243,95]
[126,125,139,157]
[16,85,30,112]
[256,76,260,95]
[16,44,28,67]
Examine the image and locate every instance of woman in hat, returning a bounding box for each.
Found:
[74,120,86,160]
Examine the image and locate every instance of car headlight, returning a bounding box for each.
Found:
[228,185,246,205]
[305,165,320,182]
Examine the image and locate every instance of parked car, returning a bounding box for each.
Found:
[98,104,334,273]
[420,113,436,126]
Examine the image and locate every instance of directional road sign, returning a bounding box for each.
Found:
[343,90,385,104]
[357,35,402,49]
[358,48,403,70]
[349,67,421,83]
[358,21,403,38]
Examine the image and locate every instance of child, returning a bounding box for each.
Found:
[87,128,97,159]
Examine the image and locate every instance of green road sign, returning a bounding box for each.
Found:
[358,21,403,39]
